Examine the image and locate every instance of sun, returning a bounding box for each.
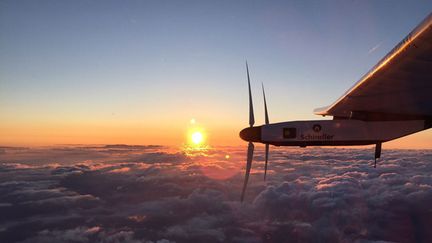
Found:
[186,119,206,148]
[191,131,204,145]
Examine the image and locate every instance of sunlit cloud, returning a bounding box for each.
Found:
[0,145,431,242]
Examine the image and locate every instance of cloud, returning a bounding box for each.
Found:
[0,146,431,242]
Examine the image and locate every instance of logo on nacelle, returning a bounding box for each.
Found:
[299,123,334,140]
[312,124,322,133]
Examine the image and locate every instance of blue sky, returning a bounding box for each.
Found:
[1,0,431,146]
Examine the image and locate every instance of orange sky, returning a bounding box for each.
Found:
[1,118,430,149]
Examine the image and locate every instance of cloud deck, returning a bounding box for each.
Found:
[0,145,431,242]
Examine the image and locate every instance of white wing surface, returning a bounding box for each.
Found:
[314,13,432,120]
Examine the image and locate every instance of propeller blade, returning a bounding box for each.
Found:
[264,143,269,181]
[241,142,254,202]
[246,62,255,127]
[262,83,269,125]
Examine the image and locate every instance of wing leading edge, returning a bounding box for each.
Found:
[314,13,432,121]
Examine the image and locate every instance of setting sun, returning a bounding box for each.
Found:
[191,131,204,145]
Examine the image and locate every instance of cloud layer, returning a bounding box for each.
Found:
[1,145,431,242]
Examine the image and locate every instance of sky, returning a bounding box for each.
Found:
[1,0,432,148]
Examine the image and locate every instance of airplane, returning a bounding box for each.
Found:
[239,13,432,202]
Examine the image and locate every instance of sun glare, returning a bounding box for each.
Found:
[186,119,207,149]
[191,131,203,145]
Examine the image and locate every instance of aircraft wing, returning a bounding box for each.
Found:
[314,13,432,120]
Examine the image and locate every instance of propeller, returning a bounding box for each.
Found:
[240,142,254,202]
[247,62,255,127]
[241,62,255,202]
[240,62,271,202]
[262,83,270,181]
[262,83,269,125]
